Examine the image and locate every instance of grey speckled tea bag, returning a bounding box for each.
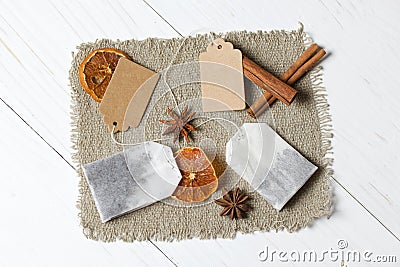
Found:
[226,123,317,210]
[83,141,181,222]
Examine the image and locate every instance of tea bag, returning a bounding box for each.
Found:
[83,142,181,222]
[226,123,318,210]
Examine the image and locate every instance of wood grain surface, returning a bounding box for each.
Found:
[1,0,399,266]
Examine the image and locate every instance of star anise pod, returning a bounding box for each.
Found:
[215,187,251,219]
[159,105,196,143]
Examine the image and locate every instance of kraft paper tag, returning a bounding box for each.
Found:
[199,38,245,112]
[99,58,160,132]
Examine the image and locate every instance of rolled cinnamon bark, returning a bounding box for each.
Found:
[243,56,298,106]
[247,44,326,118]
[287,49,326,85]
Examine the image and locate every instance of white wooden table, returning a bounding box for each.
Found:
[1,0,399,266]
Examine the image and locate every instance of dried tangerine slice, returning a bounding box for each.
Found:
[78,48,130,102]
[172,147,218,203]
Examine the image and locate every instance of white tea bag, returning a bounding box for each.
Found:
[226,123,318,210]
[83,142,181,222]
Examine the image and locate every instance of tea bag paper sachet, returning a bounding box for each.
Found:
[226,123,318,210]
[83,142,181,222]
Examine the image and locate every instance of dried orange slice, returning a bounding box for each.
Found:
[78,48,130,102]
[172,147,218,203]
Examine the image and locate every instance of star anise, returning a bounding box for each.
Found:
[215,187,251,219]
[159,105,196,143]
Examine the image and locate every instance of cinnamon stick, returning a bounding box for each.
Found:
[287,49,326,85]
[247,44,326,118]
[247,44,321,117]
[242,56,298,106]
[280,44,320,81]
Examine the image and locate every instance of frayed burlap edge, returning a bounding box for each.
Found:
[303,31,334,219]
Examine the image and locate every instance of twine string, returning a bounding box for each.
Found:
[110,31,239,148]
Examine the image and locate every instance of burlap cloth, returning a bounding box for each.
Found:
[69,27,333,242]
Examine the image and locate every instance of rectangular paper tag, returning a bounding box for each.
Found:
[99,58,160,132]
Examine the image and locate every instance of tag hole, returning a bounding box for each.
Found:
[113,122,117,126]
[217,45,222,49]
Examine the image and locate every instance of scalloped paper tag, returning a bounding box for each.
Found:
[199,38,245,112]
[99,58,160,133]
